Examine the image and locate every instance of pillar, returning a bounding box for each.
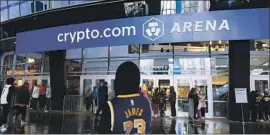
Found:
[145,0,161,15]
[228,40,250,121]
[49,50,66,110]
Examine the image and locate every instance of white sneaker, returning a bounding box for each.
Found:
[0,124,8,132]
[260,119,264,122]
[44,110,48,113]
[21,121,28,125]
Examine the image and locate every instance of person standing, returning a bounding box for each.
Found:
[159,89,166,117]
[0,78,16,132]
[169,86,177,118]
[30,83,39,110]
[197,90,206,119]
[188,88,199,120]
[38,83,46,110]
[152,88,159,118]
[95,81,108,117]
[85,88,92,112]
[14,82,30,124]
[97,61,151,134]
[44,85,51,112]
[92,86,99,114]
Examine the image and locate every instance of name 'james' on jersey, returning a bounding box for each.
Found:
[108,94,151,134]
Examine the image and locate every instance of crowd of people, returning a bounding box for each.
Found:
[250,90,270,122]
[0,79,51,132]
[188,87,207,120]
[1,61,269,133]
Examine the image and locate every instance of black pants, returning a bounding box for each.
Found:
[170,101,176,117]
[31,98,38,110]
[263,107,269,120]
[45,98,51,110]
[1,104,9,125]
[194,105,198,119]
[15,106,27,121]
[96,101,106,117]
[159,103,165,116]
[39,95,46,109]
[85,97,93,111]
[201,108,206,117]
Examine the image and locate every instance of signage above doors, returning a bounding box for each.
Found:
[16,8,269,54]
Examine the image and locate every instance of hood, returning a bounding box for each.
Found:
[114,61,140,96]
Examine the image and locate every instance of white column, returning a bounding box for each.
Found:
[207,76,214,118]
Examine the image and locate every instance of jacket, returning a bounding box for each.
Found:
[1,85,15,105]
[16,86,30,105]
[32,86,40,98]
[169,91,177,102]
[98,86,108,103]
[46,87,51,98]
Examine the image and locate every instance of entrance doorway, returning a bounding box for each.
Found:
[251,75,269,94]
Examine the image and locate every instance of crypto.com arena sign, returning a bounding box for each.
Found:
[16,8,269,53]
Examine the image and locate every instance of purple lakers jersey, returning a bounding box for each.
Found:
[107,94,152,134]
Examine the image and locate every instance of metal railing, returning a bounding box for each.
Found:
[62,95,87,113]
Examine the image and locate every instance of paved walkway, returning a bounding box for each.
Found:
[1,111,270,134]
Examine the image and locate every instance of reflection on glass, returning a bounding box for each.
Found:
[142,79,154,96]
[177,79,190,112]
[83,59,107,74]
[27,53,42,74]
[50,1,69,9]
[66,49,82,59]
[20,1,32,16]
[212,76,228,101]
[8,0,20,19]
[66,76,80,95]
[83,79,92,97]
[66,60,82,72]
[255,80,268,94]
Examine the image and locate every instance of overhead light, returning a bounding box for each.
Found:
[28,58,35,63]
[218,40,222,44]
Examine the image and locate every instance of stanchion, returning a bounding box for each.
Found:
[241,103,245,134]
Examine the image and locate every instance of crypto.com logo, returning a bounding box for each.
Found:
[143,18,164,41]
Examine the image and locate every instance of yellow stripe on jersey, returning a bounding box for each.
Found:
[107,101,114,131]
[117,93,140,98]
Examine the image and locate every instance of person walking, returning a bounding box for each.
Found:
[197,90,206,119]
[159,89,166,117]
[188,88,199,120]
[97,61,151,134]
[152,88,159,118]
[30,83,39,110]
[0,78,16,132]
[169,86,177,118]
[14,82,30,124]
[95,81,108,117]
[44,85,51,112]
[85,88,92,112]
[92,86,99,114]
[38,83,46,111]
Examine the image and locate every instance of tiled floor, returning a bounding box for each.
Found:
[1,111,270,134]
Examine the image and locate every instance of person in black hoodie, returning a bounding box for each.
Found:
[169,86,177,117]
[0,78,15,131]
[14,82,30,124]
[97,61,151,134]
[188,88,199,120]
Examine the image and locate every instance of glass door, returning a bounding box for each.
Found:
[158,79,171,116]
[174,76,191,117]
